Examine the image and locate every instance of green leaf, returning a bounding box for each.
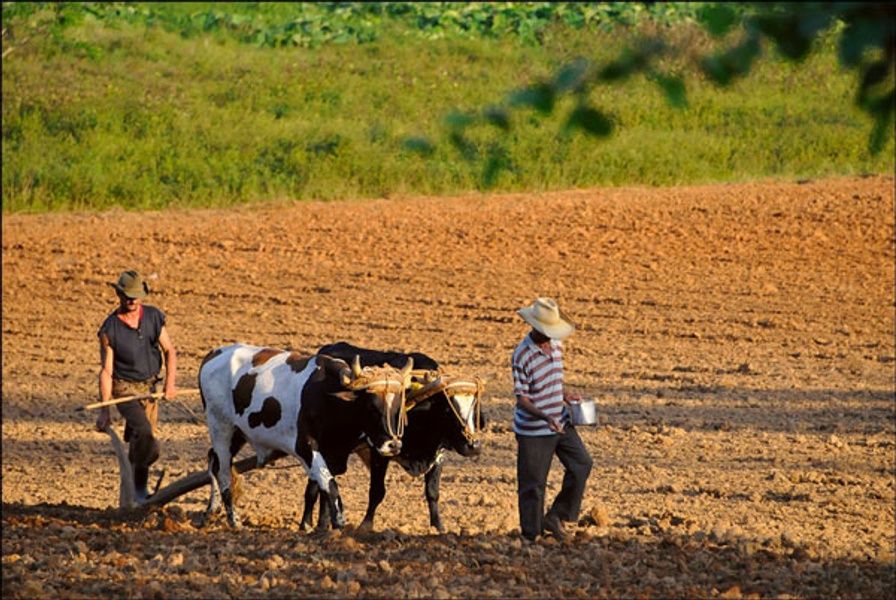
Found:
[700,33,761,86]
[508,83,555,115]
[753,11,829,63]
[483,106,510,131]
[443,110,475,130]
[857,60,891,105]
[868,102,894,155]
[654,74,687,108]
[698,4,737,38]
[838,20,888,68]
[553,57,590,92]
[700,55,732,86]
[402,137,435,157]
[565,105,613,137]
[449,131,478,161]
[229,14,249,26]
[598,57,636,82]
[481,144,512,189]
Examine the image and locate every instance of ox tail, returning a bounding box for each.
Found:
[197,347,226,411]
[230,467,244,505]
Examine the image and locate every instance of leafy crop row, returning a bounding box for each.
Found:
[2,2,717,49]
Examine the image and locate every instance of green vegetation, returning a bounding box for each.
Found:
[2,2,892,212]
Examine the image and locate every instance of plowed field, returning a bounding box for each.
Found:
[3,176,895,598]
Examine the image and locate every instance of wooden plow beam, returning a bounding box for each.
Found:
[103,425,281,514]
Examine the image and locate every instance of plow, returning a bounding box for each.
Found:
[81,388,277,515]
[101,421,274,514]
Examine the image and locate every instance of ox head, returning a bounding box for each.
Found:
[331,355,413,457]
[408,371,485,457]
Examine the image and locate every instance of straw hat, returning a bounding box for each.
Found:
[109,270,149,299]
[517,297,575,340]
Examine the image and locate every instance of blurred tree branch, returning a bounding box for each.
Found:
[406,2,895,187]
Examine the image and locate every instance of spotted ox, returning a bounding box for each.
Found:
[301,341,485,533]
[198,343,412,529]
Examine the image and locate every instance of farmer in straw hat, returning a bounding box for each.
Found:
[95,269,177,502]
[511,297,593,541]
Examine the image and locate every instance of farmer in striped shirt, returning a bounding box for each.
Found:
[512,297,593,541]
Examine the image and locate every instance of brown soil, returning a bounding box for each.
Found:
[3,176,895,599]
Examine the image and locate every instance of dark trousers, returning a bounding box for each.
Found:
[516,426,593,540]
[113,379,160,491]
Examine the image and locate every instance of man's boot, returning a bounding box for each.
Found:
[133,464,150,503]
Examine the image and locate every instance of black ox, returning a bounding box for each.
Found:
[300,341,485,533]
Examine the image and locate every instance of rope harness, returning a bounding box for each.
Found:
[361,376,408,444]
[406,372,484,444]
[348,364,411,446]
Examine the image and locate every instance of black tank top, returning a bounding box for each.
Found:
[98,305,166,382]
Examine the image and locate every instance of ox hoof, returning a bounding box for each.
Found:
[356,520,373,533]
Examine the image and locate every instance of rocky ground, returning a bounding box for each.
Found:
[2,175,894,598]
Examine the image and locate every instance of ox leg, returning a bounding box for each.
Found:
[296,439,344,530]
[300,479,320,532]
[311,452,343,529]
[324,478,344,529]
[202,447,223,526]
[316,487,332,532]
[359,452,389,531]
[425,461,446,533]
[208,426,245,529]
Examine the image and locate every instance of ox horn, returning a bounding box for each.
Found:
[351,355,363,378]
[401,357,414,383]
[340,367,352,388]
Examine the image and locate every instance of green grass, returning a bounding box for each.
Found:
[2,7,892,212]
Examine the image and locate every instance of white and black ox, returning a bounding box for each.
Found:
[198,343,413,529]
[300,342,485,533]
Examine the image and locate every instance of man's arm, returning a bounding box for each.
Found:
[96,336,114,431]
[516,394,564,433]
[158,325,177,400]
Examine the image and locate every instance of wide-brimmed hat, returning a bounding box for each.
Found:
[517,297,575,340]
[109,270,148,299]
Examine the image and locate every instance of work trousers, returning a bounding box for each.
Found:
[516,426,593,540]
[113,378,161,491]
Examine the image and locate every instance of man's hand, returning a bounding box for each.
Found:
[95,407,111,432]
[564,391,582,404]
[548,417,565,434]
[164,383,177,401]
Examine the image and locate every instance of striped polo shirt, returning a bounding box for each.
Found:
[511,334,568,436]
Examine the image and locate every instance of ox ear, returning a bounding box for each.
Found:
[330,390,356,402]
[352,355,363,378]
[479,408,488,429]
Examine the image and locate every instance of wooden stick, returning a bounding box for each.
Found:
[102,424,137,511]
[138,454,276,511]
[78,388,201,411]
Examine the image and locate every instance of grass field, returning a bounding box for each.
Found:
[2,3,892,212]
